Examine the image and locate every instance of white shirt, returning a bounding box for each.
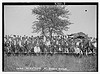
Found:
[56,41,59,45]
[34,46,40,53]
[19,41,22,47]
[65,48,69,53]
[59,47,62,51]
[76,41,80,46]
[93,42,97,48]
[45,40,50,46]
[43,36,46,42]
[74,47,81,54]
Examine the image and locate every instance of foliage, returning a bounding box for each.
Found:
[32,5,72,37]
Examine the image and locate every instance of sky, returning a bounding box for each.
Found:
[4,5,97,37]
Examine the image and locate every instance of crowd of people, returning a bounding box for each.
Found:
[4,33,97,56]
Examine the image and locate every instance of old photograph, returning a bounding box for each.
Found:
[3,2,98,72]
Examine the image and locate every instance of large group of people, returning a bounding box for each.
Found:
[4,33,97,56]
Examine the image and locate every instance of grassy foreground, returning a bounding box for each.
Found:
[3,54,97,72]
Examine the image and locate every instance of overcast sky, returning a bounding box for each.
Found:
[4,5,97,37]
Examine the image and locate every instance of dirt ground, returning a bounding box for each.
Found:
[3,54,97,72]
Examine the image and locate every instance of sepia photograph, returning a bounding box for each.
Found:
[2,2,98,72]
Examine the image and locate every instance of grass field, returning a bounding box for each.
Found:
[3,54,97,72]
